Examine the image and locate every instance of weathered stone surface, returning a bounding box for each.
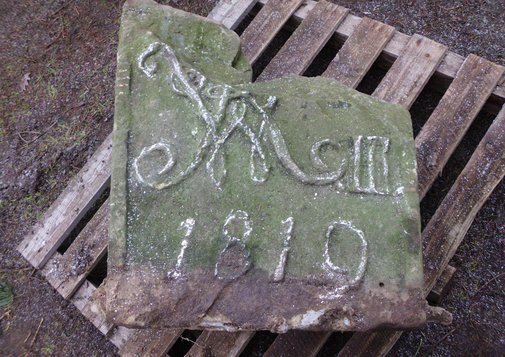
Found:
[106,0,429,332]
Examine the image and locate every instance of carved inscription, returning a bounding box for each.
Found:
[352,136,391,194]
[167,218,195,280]
[272,217,294,283]
[214,210,253,280]
[168,212,368,295]
[321,221,367,299]
[134,42,392,195]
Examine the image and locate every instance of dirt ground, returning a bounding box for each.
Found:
[0,0,503,356]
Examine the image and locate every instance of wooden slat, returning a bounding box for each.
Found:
[110,326,135,349]
[421,106,505,295]
[428,264,456,304]
[373,34,447,108]
[240,0,304,64]
[71,280,113,336]
[17,134,112,269]
[42,200,108,299]
[338,105,505,357]
[322,17,395,88]
[208,0,258,30]
[264,330,331,357]
[119,329,183,357]
[258,0,505,101]
[257,0,348,81]
[416,54,505,198]
[338,330,401,357]
[185,331,254,357]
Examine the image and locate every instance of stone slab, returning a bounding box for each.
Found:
[106,0,428,332]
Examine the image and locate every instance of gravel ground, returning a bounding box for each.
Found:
[0,0,503,356]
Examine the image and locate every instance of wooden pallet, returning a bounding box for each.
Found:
[18,0,505,356]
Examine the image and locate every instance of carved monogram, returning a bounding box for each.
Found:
[133,42,392,195]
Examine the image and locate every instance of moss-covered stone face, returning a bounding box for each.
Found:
[107,0,428,331]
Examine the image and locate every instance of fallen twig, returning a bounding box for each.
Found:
[30,318,44,349]
[48,0,72,19]
[472,272,505,297]
[179,336,205,349]
[18,120,58,145]
[435,328,456,345]
[0,309,12,321]
[0,267,32,273]
[23,331,32,344]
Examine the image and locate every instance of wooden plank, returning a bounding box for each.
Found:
[258,0,505,101]
[185,331,254,357]
[110,326,136,350]
[71,280,113,336]
[322,17,395,88]
[428,264,456,304]
[338,105,505,357]
[337,330,402,357]
[421,106,505,295]
[264,330,331,357]
[416,54,505,198]
[119,329,183,357]
[240,0,305,64]
[208,0,258,30]
[42,200,109,300]
[257,0,348,81]
[17,134,112,269]
[372,34,447,108]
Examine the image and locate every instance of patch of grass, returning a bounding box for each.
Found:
[90,100,106,118]
[41,339,56,356]
[20,192,50,221]
[467,260,479,272]
[47,84,58,99]
[45,58,59,77]
[0,281,14,307]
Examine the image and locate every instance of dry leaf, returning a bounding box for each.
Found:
[20,73,30,92]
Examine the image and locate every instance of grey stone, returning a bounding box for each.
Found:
[106,0,430,332]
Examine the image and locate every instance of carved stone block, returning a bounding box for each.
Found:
[106,0,429,332]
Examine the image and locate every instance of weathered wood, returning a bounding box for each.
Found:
[185,331,254,357]
[373,34,447,108]
[17,134,112,269]
[338,105,505,357]
[322,17,395,88]
[264,330,331,357]
[109,326,135,349]
[42,200,108,300]
[416,54,504,198]
[119,329,183,357]
[422,106,505,295]
[208,0,258,30]
[257,0,348,81]
[240,0,304,64]
[70,280,113,336]
[428,264,456,304]
[338,330,402,357]
[257,0,505,101]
